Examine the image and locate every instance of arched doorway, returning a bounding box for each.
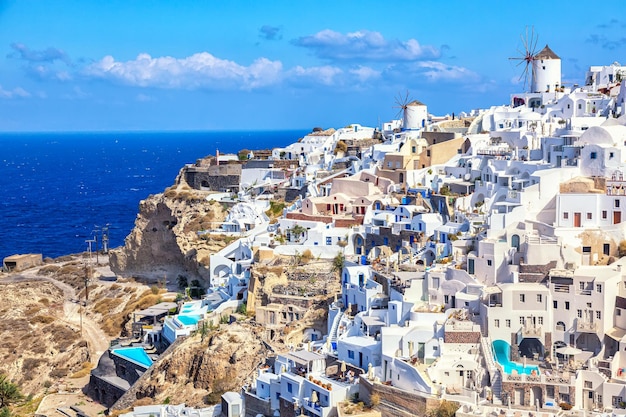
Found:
[511,234,520,251]
[530,386,543,408]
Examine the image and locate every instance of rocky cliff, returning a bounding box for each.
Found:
[109,174,228,284]
[111,320,274,411]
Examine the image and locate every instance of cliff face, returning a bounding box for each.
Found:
[112,321,273,410]
[109,179,227,283]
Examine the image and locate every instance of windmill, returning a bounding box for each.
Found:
[392,90,411,131]
[509,26,539,92]
[392,91,426,131]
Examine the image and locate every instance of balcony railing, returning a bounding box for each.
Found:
[503,372,574,385]
[576,320,597,332]
[522,325,542,338]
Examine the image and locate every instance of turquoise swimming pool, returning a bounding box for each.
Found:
[111,347,153,368]
[177,315,201,326]
[492,340,539,375]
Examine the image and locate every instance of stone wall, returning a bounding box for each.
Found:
[518,261,557,282]
[110,337,186,411]
[184,164,242,191]
[112,353,148,386]
[278,397,297,417]
[286,212,333,224]
[88,374,127,408]
[443,331,481,343]
[243,391,273,417]
[359,376,439,417]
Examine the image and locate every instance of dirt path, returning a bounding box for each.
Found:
[11,265,110,363]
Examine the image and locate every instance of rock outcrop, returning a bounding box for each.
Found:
[111,321,274,410]
[109,174,227,284]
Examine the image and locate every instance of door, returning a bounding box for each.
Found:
[614,211,622,224]
[574,212,581,227]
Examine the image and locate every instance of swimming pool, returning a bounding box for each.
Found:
[111,347,153,368]
[177,315,202,326]
[181,301,203,313]
[492,340,539,375]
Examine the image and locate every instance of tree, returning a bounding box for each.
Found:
[177,275,188,291]
[332,252,345,276]
[0,374,23,409]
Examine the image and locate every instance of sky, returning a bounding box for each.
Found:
[0,0,625,132]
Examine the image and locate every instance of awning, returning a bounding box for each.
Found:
[361,316,385,327]
[607,326,626,341]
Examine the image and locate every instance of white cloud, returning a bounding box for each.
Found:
[293,29,440,61]
[287,65,343,86]
[412,61,479,82]
[83,52,283,90]
[349,66,381,82]
[0,85,30,98]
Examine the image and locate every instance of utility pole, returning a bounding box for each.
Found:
[102,224,110,254]
[85,238,96,302]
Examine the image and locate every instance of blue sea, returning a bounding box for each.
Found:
[0,130,307,260]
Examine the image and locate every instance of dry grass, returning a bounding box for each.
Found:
[99,290,162,337]
[70,362,93,379]
[31,315,55,325]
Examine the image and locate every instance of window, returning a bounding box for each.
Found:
[597,311,602,319]
[426,150,431,157]
[553,301,558,309]
[585,381,592,389]
[587,302,592,308]
[495,319,500,328]
[590,152,597,159]
[348,350,354,359]
[433,346,438,351]
[537,294,542,302]
[603,210,608,219]
[616,199,621,208]
[520,294,525,302]
[487,259,492,266]
[587,212,592,220]
[520,317,525,324]
[613,396,622,407]
[538,317,543,325]
[287,383,293,393]
[563,212,569,220]
[596,284,602,293]
[326,237,332,245]
[610,152,615,158]
[579,281,586,290]
[565,301,570,310]
[444,295,449,304]
[577,309,582,318]
[506,319,511,327]
[618,309,622,316]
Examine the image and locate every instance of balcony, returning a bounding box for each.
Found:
[576,320,597,332]
[522,325,543,338]
[503,371,574,385]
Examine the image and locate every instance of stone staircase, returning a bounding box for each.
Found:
[480,336,502,404]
